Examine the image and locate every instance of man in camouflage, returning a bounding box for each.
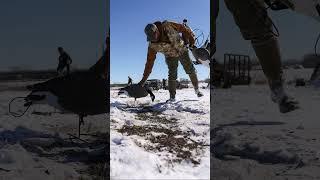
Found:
[222,0,298,113]
[138,20,203,101]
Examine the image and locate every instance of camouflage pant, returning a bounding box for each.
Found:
[224,0,282,83]
[165,51,198,98]
[224,0,274,41]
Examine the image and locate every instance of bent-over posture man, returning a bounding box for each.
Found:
[139,20,204,102]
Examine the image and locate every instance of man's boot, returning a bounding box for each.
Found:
[252,37,298,113]
[189,73,203,97]
[269,79,299,113]
[167,80,176,102]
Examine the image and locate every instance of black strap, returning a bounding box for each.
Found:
[9,97,31,117]
[265,0,289,10]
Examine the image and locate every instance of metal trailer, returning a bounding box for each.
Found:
[224,53,251,85]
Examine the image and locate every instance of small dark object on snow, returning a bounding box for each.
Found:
[295,78,306,87]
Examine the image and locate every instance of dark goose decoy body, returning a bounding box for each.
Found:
[118,84,155,102]
[25,36,109,137]
[26,71,108,115]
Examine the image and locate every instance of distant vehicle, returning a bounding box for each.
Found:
[177,79,189,89]
[162,79,189,90]
[146,79,162,90]
[292,64,304,69]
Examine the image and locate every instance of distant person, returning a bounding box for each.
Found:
[138,20,203,102]
[128,76,133,85]
[57,47,72,76]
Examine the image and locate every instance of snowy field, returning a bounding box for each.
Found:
[0,81,108,180]
[110,85,210,179]
[212,69,320,180]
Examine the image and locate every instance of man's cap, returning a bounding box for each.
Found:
[144,23,158,42]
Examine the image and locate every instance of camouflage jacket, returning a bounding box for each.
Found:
[141,21,195,83]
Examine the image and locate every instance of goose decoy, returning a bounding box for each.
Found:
[25,36,109,138]
[118,83,155,102]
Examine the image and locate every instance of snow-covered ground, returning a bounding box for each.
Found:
[212,69,320,180]
[110,85,210,179]
[0,81,108,180]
